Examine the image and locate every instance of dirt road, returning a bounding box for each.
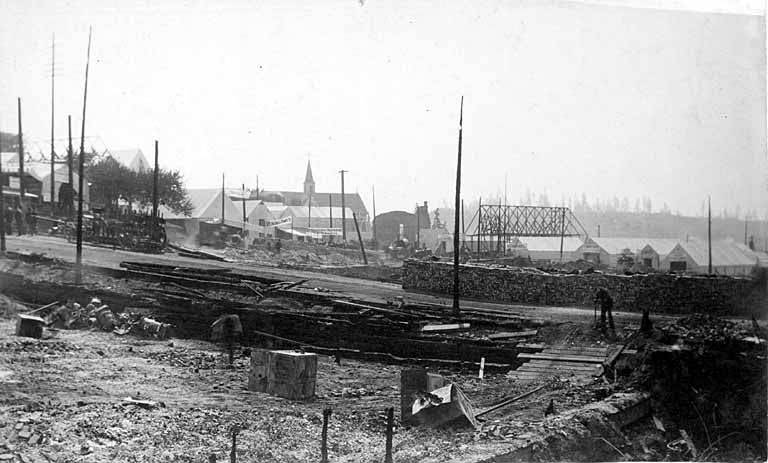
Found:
[2,235,677,326]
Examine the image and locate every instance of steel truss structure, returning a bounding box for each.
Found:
[464,205,588,256]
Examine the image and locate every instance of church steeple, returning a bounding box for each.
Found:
[303,160,315,196]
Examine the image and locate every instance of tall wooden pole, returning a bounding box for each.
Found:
[452,96,464,315]
[0,124,5,252]
[353,212,367,264]
[744,218,748,246]
[221,173,225,224]
[329,193,333,229]
[372,185,377,244]
[152,140,159,219]
[76,27,92,285]
[17,98,24,199]
[339,170,347,241]
[67,115,73,216]
[241,183,247,228]
[559,208,566,262]
[416,203,420,248]
[308,190,312,231]
[708,195,712,274]
[477,197,482,256]
[50,34,56,210]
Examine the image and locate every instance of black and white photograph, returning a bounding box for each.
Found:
[0,0,767,461]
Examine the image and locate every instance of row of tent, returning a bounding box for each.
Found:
[502,235,767,276]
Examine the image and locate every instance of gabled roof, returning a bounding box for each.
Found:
[272,190,369,216]
[160,188,241,220]
[106,148,151,172]
[590,237,680,256]
[279,205,355,220]
[670,239,757,267]
[518,236,584,252]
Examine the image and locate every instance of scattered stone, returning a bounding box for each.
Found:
[28,434,40,445]
[17,430,31,440]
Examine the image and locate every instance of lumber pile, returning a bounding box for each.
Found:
[402,260,760,314]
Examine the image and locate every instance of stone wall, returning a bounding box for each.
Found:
[402,260,767,314]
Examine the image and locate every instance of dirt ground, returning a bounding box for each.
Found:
[0,308,623,463]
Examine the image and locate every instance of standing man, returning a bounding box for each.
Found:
[14,200,24,236]
[594,288,615,333]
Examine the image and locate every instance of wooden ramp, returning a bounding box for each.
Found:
[508,344,632,383]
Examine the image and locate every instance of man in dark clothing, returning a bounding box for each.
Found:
[594,288,615,332]
[14,205,24,236]
[26,207,37,235]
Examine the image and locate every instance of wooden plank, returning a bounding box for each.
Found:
[517,353,606,364]
[488,330,537,340]
[518,364,599,372]
[519,343,610,353]
[420,323,471,332]
[331,299,415,318]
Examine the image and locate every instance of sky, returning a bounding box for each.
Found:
[0,0,766,219]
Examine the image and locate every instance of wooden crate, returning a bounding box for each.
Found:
[248,349,317,400]
[15,314,45,339]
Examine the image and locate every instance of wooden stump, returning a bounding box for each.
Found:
[248,349,317,400]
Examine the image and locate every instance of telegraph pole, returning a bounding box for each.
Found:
[308,190,312,232]
[452,96,464,315]
[221,173,225,224]
[152,141,159,220]
[744,217,748,246]
[372,186,377,244]
[241,183,247,229]
[76,27,92,285]
[707,196,712,274]
[67,115,73,216]
[329,193,333,229]
[339,170,347,241]
[50,34,57,212]
[0,125,5,252]
[17,98,24,199]
[416,203,420,248]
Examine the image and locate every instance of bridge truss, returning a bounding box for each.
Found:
[464,205,588,256]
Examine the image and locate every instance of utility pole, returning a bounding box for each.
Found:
[76,27,92,286]
[152,141,159,220]
[17,98,24,199]
[452,96,464,315]
[329,194,333,229]
[708,196,712,274]
[559,208,566,262]
[477,197,482,257]
[308,190,312,232]
[416,203,420,248]
[744,217,748,246]
[50,34,56,212]
[67,115,73,217]
[221,173,225,224]
[339,170,347,241]
[241,183,247,232]
[353,212,367,264]
[0,125,5,252]
[372,186,377,244]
